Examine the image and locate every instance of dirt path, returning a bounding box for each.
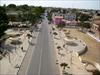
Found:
[66,28,100,64]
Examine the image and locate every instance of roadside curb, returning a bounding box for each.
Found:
[17,28,40,75]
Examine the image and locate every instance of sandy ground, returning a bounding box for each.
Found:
[66,28,100,64]
[0,27,39,75]
[50,25,92,75]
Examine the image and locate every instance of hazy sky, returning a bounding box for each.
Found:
[0,0,100,10]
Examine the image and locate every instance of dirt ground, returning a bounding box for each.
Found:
[65,28,100,64]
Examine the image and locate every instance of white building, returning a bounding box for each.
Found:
[63,13,76,21]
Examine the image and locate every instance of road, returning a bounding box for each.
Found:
[26,17,59,75]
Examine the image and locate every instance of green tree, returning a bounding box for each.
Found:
[8,15,17,22]
[47,12,52,21]
[71,9,77,13]
[79,21,91,29]
[17,4,29,13]
[0,6,8,37]
[7,4,16,11]
[76,12,81,21]
[57,21,66,28]
[17,13,22,22]
[79,13,91,21]
[28,6,45,26]
[78,12,92,31]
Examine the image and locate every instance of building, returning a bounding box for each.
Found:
[63,13,76,21]
[52,12,77,27]
[91,18,100,39]
[52,16,63,25]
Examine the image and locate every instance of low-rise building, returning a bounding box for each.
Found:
[52,12,77,27]
[91,18,100,39]
[52,15,63,25]
[63,13,76,21]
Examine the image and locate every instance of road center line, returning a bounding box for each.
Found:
[38,47,43,75]
[38,21,44,75]
[25,32,36,75]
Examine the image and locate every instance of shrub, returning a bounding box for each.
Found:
[57,46,61,49]
[53,32,58,35]
[52,27,55,30]
[57,21,66,28]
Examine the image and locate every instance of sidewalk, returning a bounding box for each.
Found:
[0,31,27,74]
[0,24,41,75]
[87,32,100,42]
[17,29,39,75]
[51,25,92,75]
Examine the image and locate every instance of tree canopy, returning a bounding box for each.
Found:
[57,21,66,28]
[77,12,92,29]
[6,4,45,25]
[79,22,91,29]
[79,13,92,21]
[7,4,17,11]
[28,6,45,25]
[0,6,8,37]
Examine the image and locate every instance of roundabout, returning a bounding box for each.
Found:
[64,36,87,55]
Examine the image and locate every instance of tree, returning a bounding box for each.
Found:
[76,12,81,21]
[71,9,77,13]
[79,13,91,21]
[0,6,8,38]
[8,15,17,22]
[3,4,6,11]
[20,4,29,12]
[62,9,66,14]
[60,63,68,70]
[28,6,45,26]
[7,4,16,8]
[7,4,16,11]
[78,12,92,31]
[17,13,22,22]
[32,6,45,18]
[79,22,91,29]
[57,21,66,28]
[47,12,52,21]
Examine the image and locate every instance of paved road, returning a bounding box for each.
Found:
[26,17,59,75]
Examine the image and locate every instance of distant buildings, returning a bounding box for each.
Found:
[91,16,100,39]
[52,12,77,27]
[52,13,63,25]
[63,20,77,27]
[52,16,63,25]
[63,13,76,21]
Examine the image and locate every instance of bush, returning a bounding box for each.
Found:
[0,55,2,60]
[57,21,66,28]
[0,6,8,38]
[52,27,55,30]
[57,46,61,49]
[53,32,58,35]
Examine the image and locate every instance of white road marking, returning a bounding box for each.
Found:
[38,21,44,75]
[38,48,43,75]
[25,32,37,75]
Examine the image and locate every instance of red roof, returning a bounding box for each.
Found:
[54,16,63,19]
